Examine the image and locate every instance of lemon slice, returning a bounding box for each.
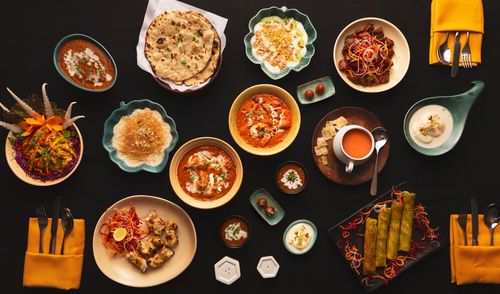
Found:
[113,228,127,241]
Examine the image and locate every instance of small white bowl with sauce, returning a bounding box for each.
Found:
[283,219,317,255]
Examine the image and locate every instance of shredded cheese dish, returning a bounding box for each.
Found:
[251,16,308,74]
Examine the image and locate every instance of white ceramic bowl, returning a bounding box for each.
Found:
[333,17,410,93]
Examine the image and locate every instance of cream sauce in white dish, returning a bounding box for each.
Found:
[285,222,314,252]
[409,104,453,148]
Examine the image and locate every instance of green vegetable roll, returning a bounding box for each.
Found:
[386,201,403,260]
[398,192,416,252]
[375,207,391,267]
[363,217,377,276]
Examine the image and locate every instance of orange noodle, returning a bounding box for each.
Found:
[99,204,150,257]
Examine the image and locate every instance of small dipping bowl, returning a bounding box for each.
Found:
[275,160,308,194]
[220,215,251,248]
[283,219,317,255]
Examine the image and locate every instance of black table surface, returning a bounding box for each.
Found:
[2,0,499,293]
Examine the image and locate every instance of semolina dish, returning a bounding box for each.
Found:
[112,108,172,167]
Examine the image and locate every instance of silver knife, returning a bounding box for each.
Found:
[451,31,461,78]
[49,196,61,254]
[471,197,479,246]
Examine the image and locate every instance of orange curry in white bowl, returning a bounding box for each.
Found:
[177,146,236,201]
[229,84,301,156]
[236,93,292,148]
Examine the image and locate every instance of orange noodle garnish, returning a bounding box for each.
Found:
[338,185,440,283]
[339,25,394,87]
[99,204,150,257]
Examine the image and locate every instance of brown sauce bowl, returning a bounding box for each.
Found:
[219,215,251,248]
[275,160,308,194]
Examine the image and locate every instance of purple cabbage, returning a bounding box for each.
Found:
[12,126,81,182]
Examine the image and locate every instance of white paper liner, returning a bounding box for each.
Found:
[136,0,228,92]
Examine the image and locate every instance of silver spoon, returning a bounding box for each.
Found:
[370,127,388,196]
[437,32,451,65]
[484,203,499,246]
[61,208,74,254]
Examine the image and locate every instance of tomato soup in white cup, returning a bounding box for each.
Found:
[333,125,374,173]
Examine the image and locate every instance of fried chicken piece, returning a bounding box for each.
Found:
[164,219,178,231]
[138,236,165,257]
[147,246,174,268]
[126,251,148,272]
[164,229,179,248]
[145,210,165,235]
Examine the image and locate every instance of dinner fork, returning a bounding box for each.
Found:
[458,210,468,246]
[461,32,472,68]
[36,205,48,253]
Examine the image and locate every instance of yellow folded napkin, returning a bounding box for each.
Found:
[429,0,484,66]
[23,217,85,290]
[450,214,500,285]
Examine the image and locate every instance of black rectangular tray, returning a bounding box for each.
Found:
[328,182,442,292]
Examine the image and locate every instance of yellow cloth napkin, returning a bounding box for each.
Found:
[429,0,484,66]
[450,214,500,285]
[23,217,85,290]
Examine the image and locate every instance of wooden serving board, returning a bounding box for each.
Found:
[311,106,390,185]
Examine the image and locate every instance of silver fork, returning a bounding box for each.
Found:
[461,32,472,68]
[36,206,48,253]
[458,211,468,245]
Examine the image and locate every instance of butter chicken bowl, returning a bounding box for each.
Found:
[228,84,301,156]
[54,33,117,92]
[169,137,243,209]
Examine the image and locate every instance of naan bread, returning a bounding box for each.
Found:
[183,27,220,86]
[145,10,214,82]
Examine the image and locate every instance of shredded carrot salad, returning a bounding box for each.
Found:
[99,205,150,257]
[337,186,440,285]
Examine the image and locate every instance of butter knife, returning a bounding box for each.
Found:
[49,195,61,254]
[471,197,479,246]
[451,32,461,78]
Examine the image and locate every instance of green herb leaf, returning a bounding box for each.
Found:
[287,171,297,182]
